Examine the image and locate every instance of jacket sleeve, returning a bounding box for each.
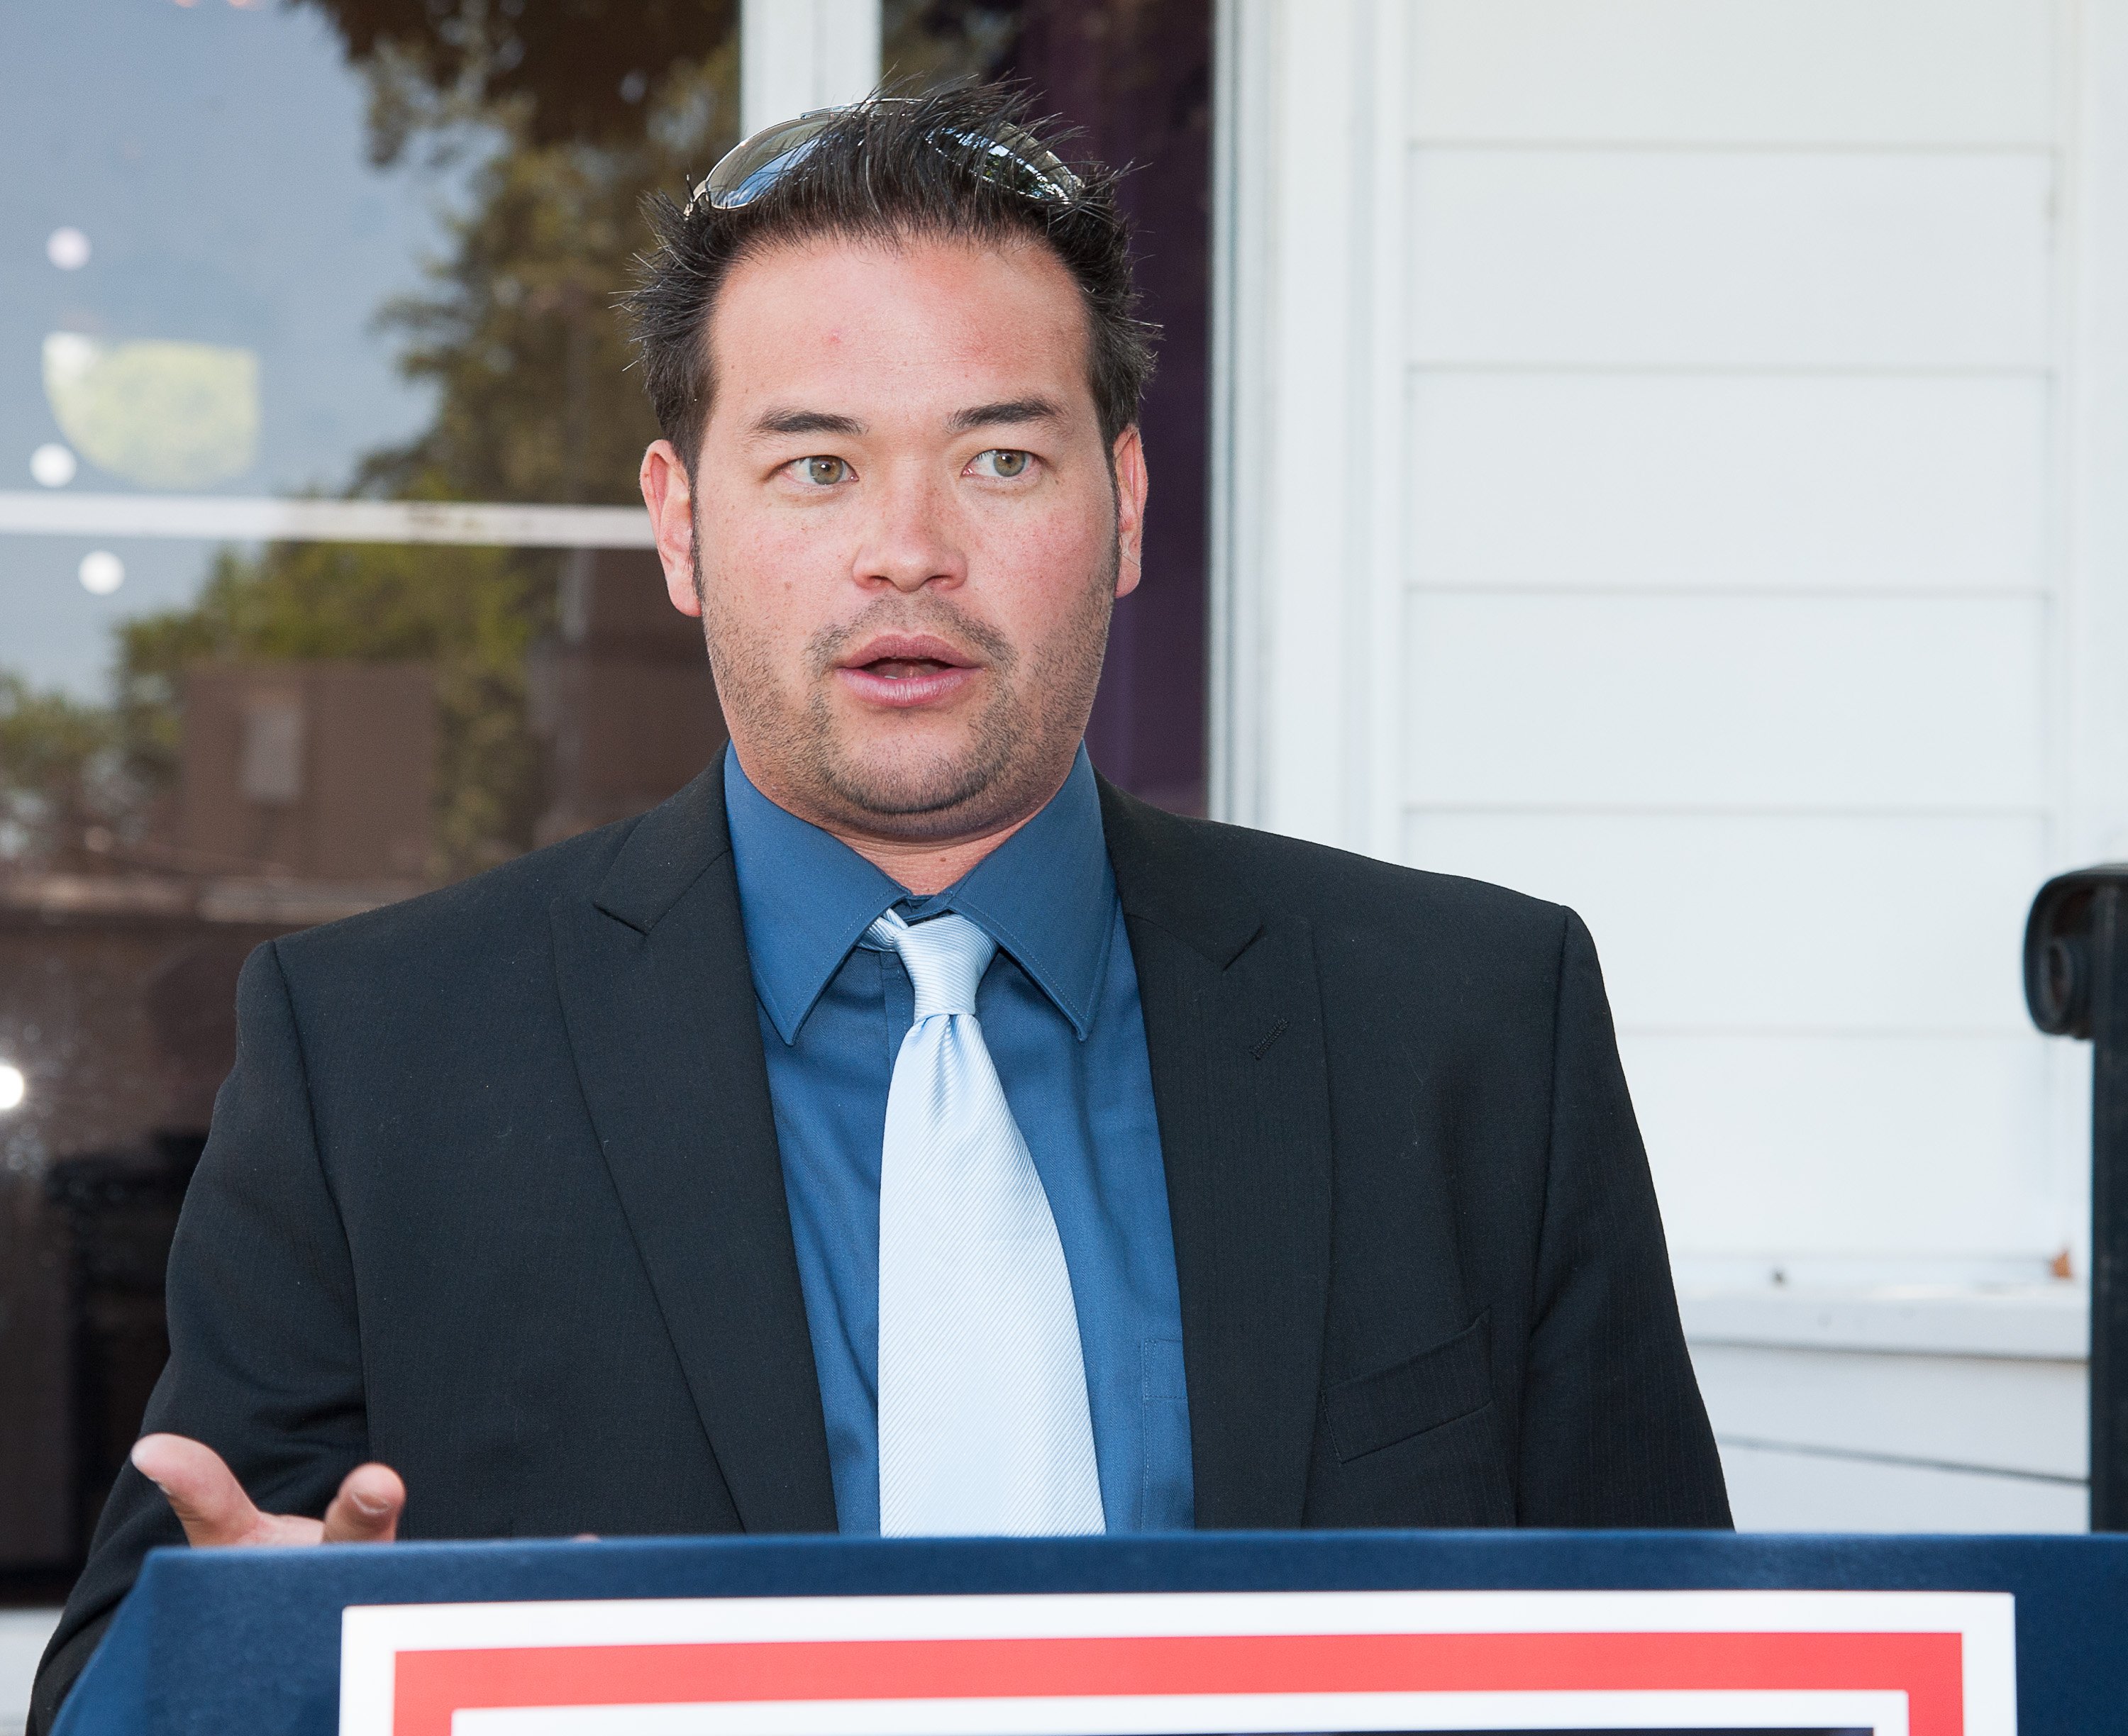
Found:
[30,941,371,1735]
[1514,908,1732,1528]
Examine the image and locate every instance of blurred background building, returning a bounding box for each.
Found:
[1,3,2119,1688]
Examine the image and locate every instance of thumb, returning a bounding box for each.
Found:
[322,1462,405,1543]
[131,1434,267,1548]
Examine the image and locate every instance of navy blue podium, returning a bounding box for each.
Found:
[52,1531,2128,1736]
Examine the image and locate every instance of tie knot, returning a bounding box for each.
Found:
[867,909,996,1020]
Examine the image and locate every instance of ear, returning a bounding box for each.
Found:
[1112,425,1148,599]
[639,439,702,618]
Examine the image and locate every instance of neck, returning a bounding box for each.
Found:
[829,811,1043,895]
[733,750,1079,895]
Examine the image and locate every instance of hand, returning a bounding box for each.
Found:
[131,1433,405,1547]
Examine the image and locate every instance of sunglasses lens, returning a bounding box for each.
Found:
[695,113,837,212]
[689,106,1083,217]
[933,121,1082,204]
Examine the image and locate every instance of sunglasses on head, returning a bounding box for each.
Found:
[685,96,1085,218]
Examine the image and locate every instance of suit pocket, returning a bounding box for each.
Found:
[1325,1311,1492,1463]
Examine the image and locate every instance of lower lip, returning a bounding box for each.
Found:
[835,662,980,709]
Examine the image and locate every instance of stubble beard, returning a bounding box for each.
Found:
[697,535,1119,844]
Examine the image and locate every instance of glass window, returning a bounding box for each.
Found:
[1,0,742,1584]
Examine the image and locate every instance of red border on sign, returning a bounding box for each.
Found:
[391,1628,1962,1736]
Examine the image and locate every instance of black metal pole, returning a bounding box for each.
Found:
[2090,885,2128,1532]
[2024,867,2128,1530]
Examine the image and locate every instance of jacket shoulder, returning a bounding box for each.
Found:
[1102,784,1572,960]
[269,810,642,984]
[1214,815,1562,933]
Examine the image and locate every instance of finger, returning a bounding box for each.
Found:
[321,1463,405,1544]
[131,1434,267,1549]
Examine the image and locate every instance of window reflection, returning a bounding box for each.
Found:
[43,336,260,491]
[1,0,743,1582]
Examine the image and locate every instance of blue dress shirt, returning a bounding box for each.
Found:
[722,742,1195,1535]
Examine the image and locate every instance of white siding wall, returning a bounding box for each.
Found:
[1397,0,2061,1281]
[1214,0,2128,1525]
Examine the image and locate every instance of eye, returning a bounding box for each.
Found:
[970,448,1033,479]
[793,456,851,486]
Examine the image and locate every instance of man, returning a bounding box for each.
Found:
[31,87,1727,1732]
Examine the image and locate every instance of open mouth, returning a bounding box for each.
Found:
[834,634,981,708]
[862,656,958,681]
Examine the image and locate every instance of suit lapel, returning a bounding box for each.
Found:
[550,762,838,1533]
[1099,779,1334,1530]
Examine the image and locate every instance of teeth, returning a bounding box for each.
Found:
[851,657,964,681]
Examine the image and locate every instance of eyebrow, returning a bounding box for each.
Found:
[748,408,867,439]
[947,396,1066,434]
[745,396,1068,442]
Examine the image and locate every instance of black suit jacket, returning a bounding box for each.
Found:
[32,762,1727,1730]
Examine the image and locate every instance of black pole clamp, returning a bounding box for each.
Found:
[2024,865,2128,1530]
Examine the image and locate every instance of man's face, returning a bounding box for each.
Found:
[641,233,1145,848]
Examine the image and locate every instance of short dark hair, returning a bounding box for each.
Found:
[623,84,1157,473]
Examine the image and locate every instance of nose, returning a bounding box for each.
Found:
[850,464,966,594]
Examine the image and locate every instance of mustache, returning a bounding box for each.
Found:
[804,594,1019,678]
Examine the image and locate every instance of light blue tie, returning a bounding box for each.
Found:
[866,908,1105,1536]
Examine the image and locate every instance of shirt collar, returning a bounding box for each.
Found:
[943,746,1114,1041]
[722,742,1115,1045]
